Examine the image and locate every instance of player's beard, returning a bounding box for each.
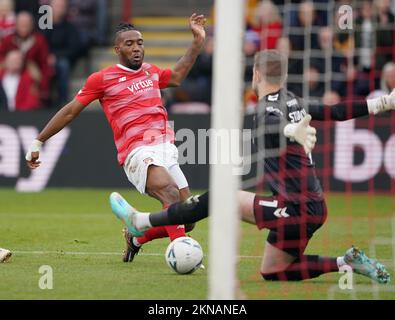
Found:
[129,61,143,70]
[129,53,144,70]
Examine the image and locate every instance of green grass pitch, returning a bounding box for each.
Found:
[0,188,394,300]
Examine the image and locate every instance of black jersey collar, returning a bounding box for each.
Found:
[263,89,283,102]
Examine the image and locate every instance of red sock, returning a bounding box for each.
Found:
[136,226,168,245]
[136,205,186,244]
[162,204,186,241]
[136,225,186,244]
[164,224,186,241]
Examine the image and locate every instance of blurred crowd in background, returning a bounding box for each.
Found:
[174,0,395,114]
[0,0,107,111]
[1,0,394,113]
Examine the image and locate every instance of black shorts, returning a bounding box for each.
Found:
[253,195,328,257]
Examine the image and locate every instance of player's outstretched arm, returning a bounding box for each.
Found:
[309,89,395,121]
[25,99,86,169]
[167,13,206,87]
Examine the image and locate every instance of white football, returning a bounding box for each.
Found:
[165,237,204,274]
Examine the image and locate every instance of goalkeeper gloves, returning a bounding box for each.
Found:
[284,114,317,154]
[367,89,395,115]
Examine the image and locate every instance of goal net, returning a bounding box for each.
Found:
[210,0,395,299]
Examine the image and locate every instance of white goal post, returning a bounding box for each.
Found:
[209,0,245,300]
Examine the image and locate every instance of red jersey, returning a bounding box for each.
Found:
[75,63,173,165]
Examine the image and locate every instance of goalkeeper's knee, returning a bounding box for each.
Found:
[260,270,303,281]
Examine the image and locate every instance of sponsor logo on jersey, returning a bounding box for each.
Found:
[268,94,279,101]
[127,79,154,94]
[286,99,298,107]
[266,106,284,116]
[289,109,307,123]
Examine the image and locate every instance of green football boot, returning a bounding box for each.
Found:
[109,192,144,237]
[344,246,391,284]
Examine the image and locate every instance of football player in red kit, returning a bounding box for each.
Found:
[25,14,206,263]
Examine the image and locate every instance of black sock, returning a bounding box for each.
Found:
[149,192,209,227]
[261,255,338,281]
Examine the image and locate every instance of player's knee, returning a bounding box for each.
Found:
[260,264,288,281]
[261,260,304,281]
[185,223,195,232]
[260,271,303,281]
[161,183,180,205]
[260,265,279,280]
[147,182,180,205]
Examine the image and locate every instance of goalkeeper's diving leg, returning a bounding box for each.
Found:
[112,191,390,284]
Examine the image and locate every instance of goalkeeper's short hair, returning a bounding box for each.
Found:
[254,49,288,86]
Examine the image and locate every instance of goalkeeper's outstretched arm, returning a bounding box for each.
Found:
[308,90,395,121]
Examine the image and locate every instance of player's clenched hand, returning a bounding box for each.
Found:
[189,13,206,41]
[284,114,317,154]
[25,139,43,169]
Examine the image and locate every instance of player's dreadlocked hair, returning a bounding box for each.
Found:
[114,22,139,44]
[116,22,137,33]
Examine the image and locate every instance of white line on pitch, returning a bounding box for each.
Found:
[12,251,394,265]
[13,250,262,259]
